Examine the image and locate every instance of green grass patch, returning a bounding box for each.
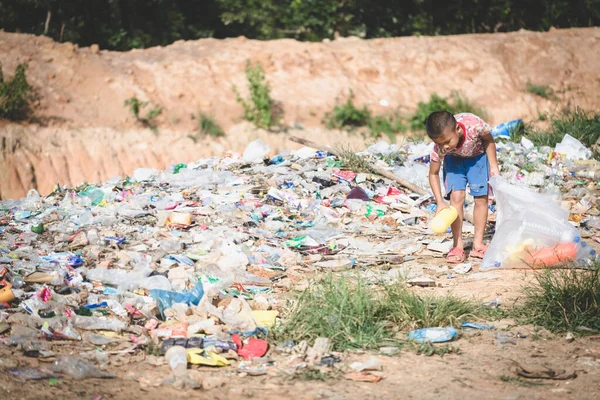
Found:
[516,263,600,333]
[409,92,487,131]
[335,145,375,174]
[198,112,225,137]
[293,367,340,381]
[325,90,371,130]
[382,284,480,330]
[515,108,600,152]
[233,62,281,129]
[124,96,162,134]
[0,63,33,120]
[526,82,557,100]
[409,342,461,357]
[325,91,406,141]
[273,275,496,351]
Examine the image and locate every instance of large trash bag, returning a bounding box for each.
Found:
[481,177,583,270]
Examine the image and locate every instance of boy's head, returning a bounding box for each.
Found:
[425,111,461,153]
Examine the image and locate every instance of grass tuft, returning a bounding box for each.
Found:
[382,284,480,330]
[515,108,600,152]
[409,92,486,131]
[273,275,497,351]
[325,91,406,141]
[409,342,461,357]
[335,145,375,174]
[526,82,557,100]
[198,112,225,137]
[517,263,600,332]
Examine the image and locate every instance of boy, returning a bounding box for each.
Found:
[426,111,500,263]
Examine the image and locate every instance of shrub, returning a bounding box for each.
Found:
[324,90,371,130]
[0,63,33,120]
[233,62,281,129]
[517,263,600,332]
[198,112,225,137]
[325,91,406,141]
[526,82,556,100]
[124,96,162,133]
[274,274,496,351]
[409,92,487,131]
[517,108,600,151]
[367,114,406,143]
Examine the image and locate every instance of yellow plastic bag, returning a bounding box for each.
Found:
[187,349,230,367]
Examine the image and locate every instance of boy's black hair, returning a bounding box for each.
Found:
[425,111,456,139]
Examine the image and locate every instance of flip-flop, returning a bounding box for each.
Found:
[470,245,489,259]
[446,247,465,264]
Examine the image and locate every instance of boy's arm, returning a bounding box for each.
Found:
[428,161,448,213]
[481,131,500,176]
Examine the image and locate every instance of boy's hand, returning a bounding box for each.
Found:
[435,202,449,215]
[490,166,500,177]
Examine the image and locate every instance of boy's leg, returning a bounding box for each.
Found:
[443,155,467,252]
[450,190,466,250]
[465,153,490,252]
[473,195,488,250]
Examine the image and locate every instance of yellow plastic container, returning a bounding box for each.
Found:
[430,206,458,234]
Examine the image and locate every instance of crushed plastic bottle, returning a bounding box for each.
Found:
[408,327,458,343]
[50,356,115,380]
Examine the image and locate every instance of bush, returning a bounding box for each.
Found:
[367,114,406,143]
[274,274,495,351]
[198,112,225,137]
[124,96,162,133]
[518,263,600,332]
[526,82,556,100]
[324,90,371,130]
[409,92,487,131]
[325,91,406,141]
[0,63,33,120]
[517,108,600,150]
[233,62,281,129]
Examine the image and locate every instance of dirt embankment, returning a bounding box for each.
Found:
[0,27,599,199]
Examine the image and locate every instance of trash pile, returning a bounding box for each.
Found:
[0,129,598,386]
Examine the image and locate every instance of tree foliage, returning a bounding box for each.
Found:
[0,0,597,50]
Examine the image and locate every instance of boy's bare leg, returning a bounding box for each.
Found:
[449,190,466,250]
[473,195,489,250]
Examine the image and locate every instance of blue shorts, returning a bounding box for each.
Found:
[443,153,489,200]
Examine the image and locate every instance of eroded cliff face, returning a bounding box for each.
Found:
[1,27,599,199]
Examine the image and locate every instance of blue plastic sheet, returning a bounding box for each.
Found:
[150,282,204,319]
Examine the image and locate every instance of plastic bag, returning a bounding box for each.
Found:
[242,139,270,163]
[554,134,592,160]
[481,177,583,270]
[150,283,204,318]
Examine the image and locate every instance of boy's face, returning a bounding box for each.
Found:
[432,124,461,153]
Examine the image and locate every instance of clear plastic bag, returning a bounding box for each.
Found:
[481,176,584,270]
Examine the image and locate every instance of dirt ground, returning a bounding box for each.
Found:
[1,265,599,400]
[1,27,600,199]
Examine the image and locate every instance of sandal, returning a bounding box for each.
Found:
[446,247,466,264]
[470,245,489,259]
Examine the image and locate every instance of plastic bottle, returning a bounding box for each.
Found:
[521,220,580,243]
[80,187,104,206]
[576,241,598,266]
[430,206,458,234]
[165,346,188,378]
[408,327,457,343]
[50,356,114,379]
[87,229,100,245]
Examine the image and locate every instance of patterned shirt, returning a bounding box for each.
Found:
[430,113,491,163]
